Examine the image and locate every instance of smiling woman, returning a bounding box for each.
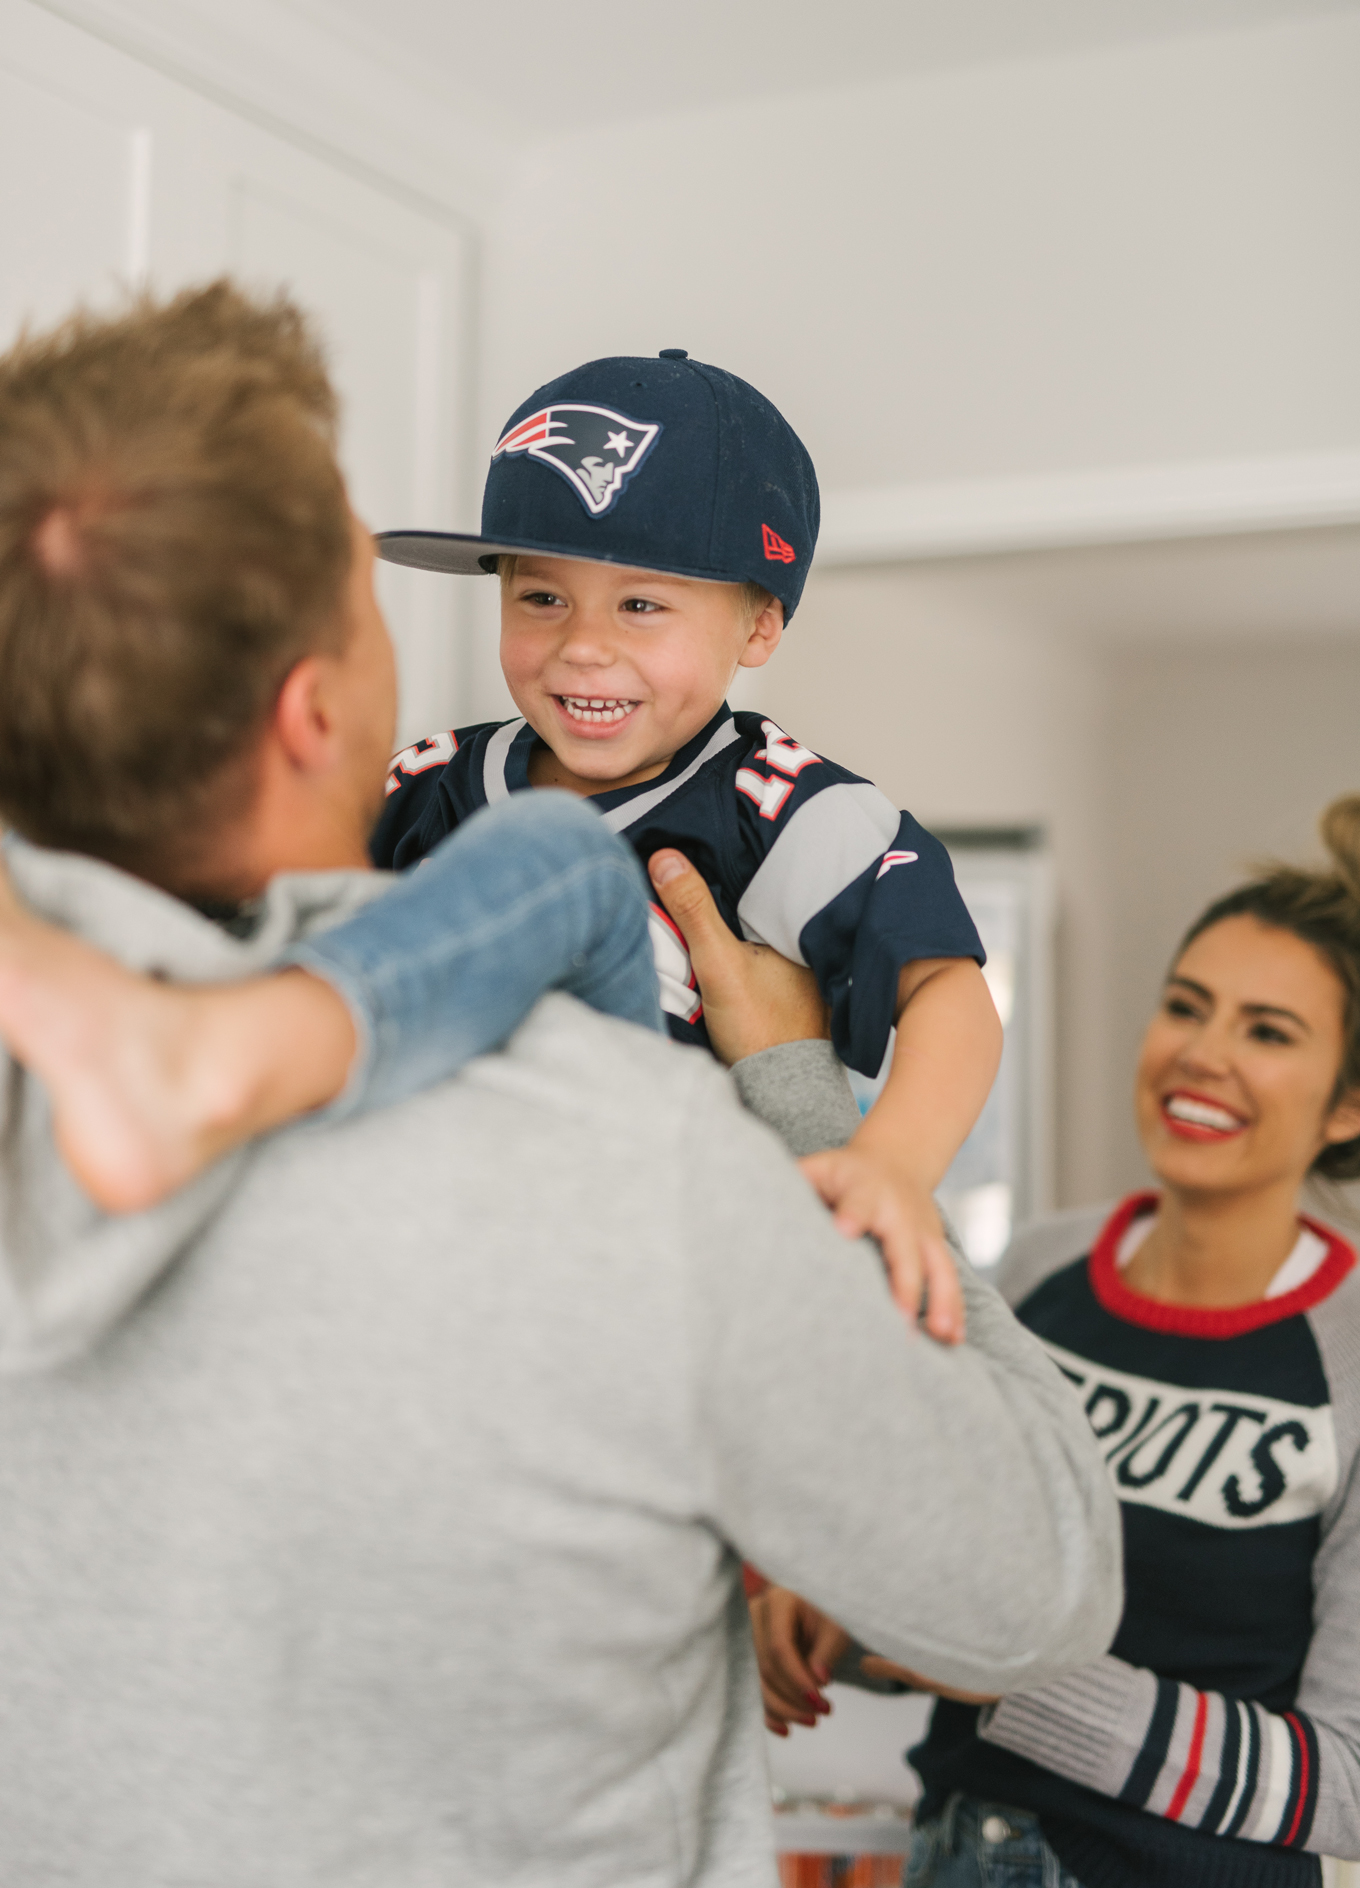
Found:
[1126,844,1360,1310]
[897,792,1360,1887]
[754,795,1360,1888]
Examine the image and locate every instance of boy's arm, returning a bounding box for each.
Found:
[800,959,1001,1335]
[856,958,1003,1198]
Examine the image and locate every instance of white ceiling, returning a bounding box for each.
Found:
[39,0,1360,215]
[296,0,1360,137]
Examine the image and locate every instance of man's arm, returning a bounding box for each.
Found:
[674,1064,1123,1699]
[647,848,967,1338]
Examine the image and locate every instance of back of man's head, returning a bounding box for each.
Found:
[0,280,351,881]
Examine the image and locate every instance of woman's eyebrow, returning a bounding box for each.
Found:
[1166,977,1308,1030]
[1241,1002,1310,1031]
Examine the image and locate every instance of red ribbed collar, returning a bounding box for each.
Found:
[1087,1191,1356,1337]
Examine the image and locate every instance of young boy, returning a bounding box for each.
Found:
[0,351,999,1334]
[373,351,1000,1305]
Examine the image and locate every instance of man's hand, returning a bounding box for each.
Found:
[797,1147,965,1343]
[649,847,964,1344]
[749,1587,851,1736]
[647,849,829,1063]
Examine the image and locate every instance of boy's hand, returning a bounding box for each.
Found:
[749,1586,851,1736]
[797,1146,965,1344]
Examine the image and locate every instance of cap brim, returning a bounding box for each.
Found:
[376,530,517,574]
[375,530,763,591]
[376,529,657,576]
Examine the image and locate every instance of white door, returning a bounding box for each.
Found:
[1,2,474,739]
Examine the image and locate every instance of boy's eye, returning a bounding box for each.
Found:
[518,589,565,608]
[620,597,663,614]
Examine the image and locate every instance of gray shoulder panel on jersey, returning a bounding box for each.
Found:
[481,719,527,805]
[734,781,900,965]
[1306,1262,1360,1523]
[599,719,742,835]
[995,1203,1114,1310]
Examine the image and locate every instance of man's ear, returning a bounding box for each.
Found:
[272,653,341,774]
[736,598,785,671]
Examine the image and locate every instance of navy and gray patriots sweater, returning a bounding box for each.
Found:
[371,704,983,1077]
[910,1195,1360,1888]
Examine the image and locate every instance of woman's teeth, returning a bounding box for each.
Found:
[560,696,636,724]
[1164,1094,1245,1132]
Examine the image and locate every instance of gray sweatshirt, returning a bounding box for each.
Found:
[0,844,1122,1887]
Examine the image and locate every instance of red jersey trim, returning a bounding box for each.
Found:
[1165,1691,1208,1821]
[1282,1715,1310,1847]
[1087,1192,1357,1338]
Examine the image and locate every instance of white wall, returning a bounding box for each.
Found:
[753,564,1114,1204]
[484,11,1360,496]
[1107,635,1360,1196]
[2,1,476,742]
[755,536,1360,1208]
[474,10,1360,1206]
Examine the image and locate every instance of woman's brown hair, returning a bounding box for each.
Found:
[1177,795,1360,1180]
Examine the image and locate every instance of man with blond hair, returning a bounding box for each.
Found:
[0,282,1119,1886]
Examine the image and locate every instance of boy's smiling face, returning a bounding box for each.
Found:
[499,555,784,795]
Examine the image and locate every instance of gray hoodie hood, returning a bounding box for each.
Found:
[0,837,387,1375]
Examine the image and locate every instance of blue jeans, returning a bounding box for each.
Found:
[287,791,664,1119]
[904,1796,1085,1888]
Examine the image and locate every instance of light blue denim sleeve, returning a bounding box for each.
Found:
[285,790,663,1121]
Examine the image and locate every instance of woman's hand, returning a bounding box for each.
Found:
[750,1584,1000,1735]
[749,1586,851,1736]
[647,849,829,1063]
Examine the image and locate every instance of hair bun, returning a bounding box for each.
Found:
[1321,795,1360,901]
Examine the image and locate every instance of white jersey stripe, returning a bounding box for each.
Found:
[600,719,742,834]
[1180,1691,1228,1828]
[1246,1709,1294,1842]
[736,781,900,964]
[1146,1683,1197,1816]
[1215,1700,1253,1834]
[481,719,527,805]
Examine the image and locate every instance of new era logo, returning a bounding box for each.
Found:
[761,523,796,564]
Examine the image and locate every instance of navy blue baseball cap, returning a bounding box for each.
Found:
[376,350,820,620]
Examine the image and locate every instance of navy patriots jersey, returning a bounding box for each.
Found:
[912,1194,1360,1888]
[370,704,983,1075]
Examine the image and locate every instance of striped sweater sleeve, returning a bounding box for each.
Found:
[977,1654,1325,1851]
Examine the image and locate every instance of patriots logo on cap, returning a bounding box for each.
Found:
[491,404,663,517]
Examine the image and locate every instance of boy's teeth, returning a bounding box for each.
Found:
[560,696,635,723]
[1165,1094,1244,1132]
